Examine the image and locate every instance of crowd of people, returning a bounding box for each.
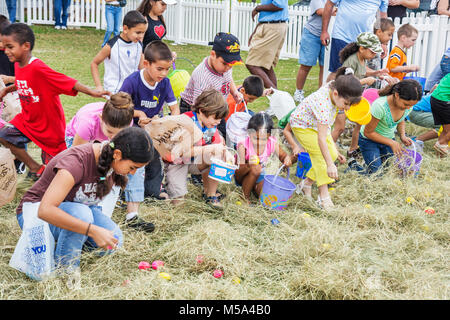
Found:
[0,0,448,285]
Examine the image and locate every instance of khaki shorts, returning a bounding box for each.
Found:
[164,162,209,199]
[245,22,288,70]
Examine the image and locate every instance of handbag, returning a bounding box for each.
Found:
[9,202,55,281]
[118,0,127,7]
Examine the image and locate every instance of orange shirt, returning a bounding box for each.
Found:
[225,93,246,121]
[387,46,407,81]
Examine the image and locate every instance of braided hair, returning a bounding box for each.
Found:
[96,127,154,199]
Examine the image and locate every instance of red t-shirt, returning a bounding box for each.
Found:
[10,58,78,156]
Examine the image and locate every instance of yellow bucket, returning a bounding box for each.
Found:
[345,97,372,125]
[168,69,190,98]
[438,126,450,146]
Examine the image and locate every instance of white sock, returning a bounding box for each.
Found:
[295,89,304,94]
[126,211,138,221]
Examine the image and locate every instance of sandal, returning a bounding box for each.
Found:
[296,180,312,199]
[433,142,449,157]
[26,164,46,182]
[202,192,225,201]
[205,195,223,209]
[316,195,334,211]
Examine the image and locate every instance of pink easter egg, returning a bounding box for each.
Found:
[196,255,204,264]
[138,261,151,270]
[213,269,224,278]
[152,260,165,270]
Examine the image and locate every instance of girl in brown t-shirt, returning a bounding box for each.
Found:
[16,127,154,282]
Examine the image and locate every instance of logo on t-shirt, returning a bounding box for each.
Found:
[154,25,165,39]
[16,80,40,104]
[74,182,99,205]
[141,95,159,109]
[221,82,230,96]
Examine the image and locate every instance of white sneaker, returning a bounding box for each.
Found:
[293,89,304,103]
[55,25,61,30]
[61,26,67,30]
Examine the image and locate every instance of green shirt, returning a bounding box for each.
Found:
[431,73,450,102]
[342,53,366,80]
[360,96,412,139]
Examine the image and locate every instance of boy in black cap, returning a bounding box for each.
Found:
[179,32,244,115]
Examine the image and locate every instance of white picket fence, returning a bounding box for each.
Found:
[1,0,449,80]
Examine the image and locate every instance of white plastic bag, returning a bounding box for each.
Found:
[266,88,296,120]
[226,102,252,145]
[9,202,55,281]
[98,185,121,218]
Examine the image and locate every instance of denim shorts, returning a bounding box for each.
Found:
[123,166,145,202]
[329,38,348,73]
[299,28,325,66]
[65,135,74,148]
[0,124,31,149]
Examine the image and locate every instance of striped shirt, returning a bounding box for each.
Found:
[180,57,233,106]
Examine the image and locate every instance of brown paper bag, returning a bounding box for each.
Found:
[144,114,203,163]
[0,147,17,207]
[0,78,22,123]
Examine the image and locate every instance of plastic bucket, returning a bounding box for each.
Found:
[404,73,426,93]
[260,166,296,211]
[362,88,379,104]
[208,147,239,184]
[168,69,190,98]
[345,97,372,125]
[395,145,422,174]
[296,152,312,179]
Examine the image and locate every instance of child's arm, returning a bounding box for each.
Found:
[138,53,145,70]
[317,123,338,179]
[390,64,420,74]
[230,79,243,104]
[169,103,180,115]
[90,45,111,91]
[0,84,16,99]
[38,169,118,250]
[283,123,305,155]
[0,75,15,84]
[397,120,413,147]
[73,81,111,98]
[363,117,405,157]
[274,141,294,167]
[365,66,389,78]
[360,77,377,86]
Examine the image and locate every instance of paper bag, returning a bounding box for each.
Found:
[144,114,203,163]
[0,78,21,123]
[0,147,17,207]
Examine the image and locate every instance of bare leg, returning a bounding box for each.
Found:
[331,113,346,142]
[318,65,324,88]
[349,124,361,152]
[0,137,41,172]
[417,129,438,142]
[246,64,276,89]
[296,65,312,90]
[438,124,450,145]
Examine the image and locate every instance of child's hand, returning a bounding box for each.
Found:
[390,141,405,157]
[232,91,244,104]
[362,77,376,86]
[172,51,177,62]
[138,117,152,127]
[376,68,390,77]
[262,88,274,97]
[383,75,399,85]
[0,75,15,84]
[283,156,292,167]
[400,135,413,147]
[95,85,104,92]
[92,88,111,98]
[327,163,338,180]
[0,88,6,100]
[337,153,346,164]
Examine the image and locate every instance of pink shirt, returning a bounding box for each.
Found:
[238,136,277,165]
[65,102,109,142]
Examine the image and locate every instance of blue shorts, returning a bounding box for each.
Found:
[299,28,325,67]
[329,38,348,73]
[0,124,31,149]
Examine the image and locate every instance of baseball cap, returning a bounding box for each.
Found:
[208,32,243,66]
[162,0,177,5]
[356,32,383,54]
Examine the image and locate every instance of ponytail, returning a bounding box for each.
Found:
[378,79,423,101]
[339,42,360,64]
[102,92,134,129]
[96,127,154,199]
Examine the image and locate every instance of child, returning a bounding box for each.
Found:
[137,0,177,52]
[0,15,14,84]
[235,112,294,204]
[288,68,363,210]
[0,23,109,181]
[119,40,178,221]
[179,32,243,114]
[164,89,229,208]
[367,18,396,81]
[386,23,420,81]
[15,127,154,287]
[331,33,387,161]
[217,75,266,138]
[430,73,450,156]
[91,10,147,94]
[359,80,422,174]
[294,0,335,103]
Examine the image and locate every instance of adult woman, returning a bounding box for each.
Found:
[102,0,124,47]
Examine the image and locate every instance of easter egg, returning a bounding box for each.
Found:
[271,218,280,225]
[152,260,164,270]
[364,204,372,209]
[121,279,130,286]
[249,155,260,165]
[322,243,332,250]
[196,255,204,264]
[424,207,435,215]
[329,187,335,192]
[236,201,242,205]
[232,277,241,284]
[159,272,171,280]
[302,212,311,218]
[420,225,430,232]
[213,269,224,278]
[138,261,151,270]
[406,197,415,204]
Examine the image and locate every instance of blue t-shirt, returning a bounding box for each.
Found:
[120,70,177,125]
[412,95,431,112]
[258,0,289,22]
[330,0,388,43]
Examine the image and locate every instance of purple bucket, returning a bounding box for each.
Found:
[260,167,296,210]
[396,148,422,173]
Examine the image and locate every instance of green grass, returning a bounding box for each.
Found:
[0,26,449,300]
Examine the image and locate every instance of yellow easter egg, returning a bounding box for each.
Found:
[420,225,430,232]
[249,155,260,165]
[236,201,242,205]
[329,187,335,192]
[364,204,372,209]
[159,272,171,280]
[302,212,311,218]
[406,197,415,204]
[322,243,332,250]
[232,277,241,284]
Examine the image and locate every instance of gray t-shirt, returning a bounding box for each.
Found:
[342,52,367,80]
[304,0,327,37]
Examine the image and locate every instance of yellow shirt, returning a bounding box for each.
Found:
[387,46,407,81]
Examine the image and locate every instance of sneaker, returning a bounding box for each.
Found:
[14,159,26,174]
[190,174,203,186]
[347,147,361,158]
[55,25,61,30]
[61,26,67,30]
[126,216,155,233]
[293,89,304,103]
[347,157,365,172]
[26,164,46,181]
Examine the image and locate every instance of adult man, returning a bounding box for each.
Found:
[245,0,289,89]
[320,0,389,79]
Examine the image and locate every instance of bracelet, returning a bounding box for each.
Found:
[85,223,91,236]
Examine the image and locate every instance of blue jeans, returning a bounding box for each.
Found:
[441,54,450,76]
[54,0,71,27]
[358,134,394,174]
[17,202,123,270]
[102,5,122,47]
[124,166,145,202]
[5,0,16,23]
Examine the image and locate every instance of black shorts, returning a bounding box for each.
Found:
[0,124,31,149]
[430,96,450,125]
[179,98,192,114]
